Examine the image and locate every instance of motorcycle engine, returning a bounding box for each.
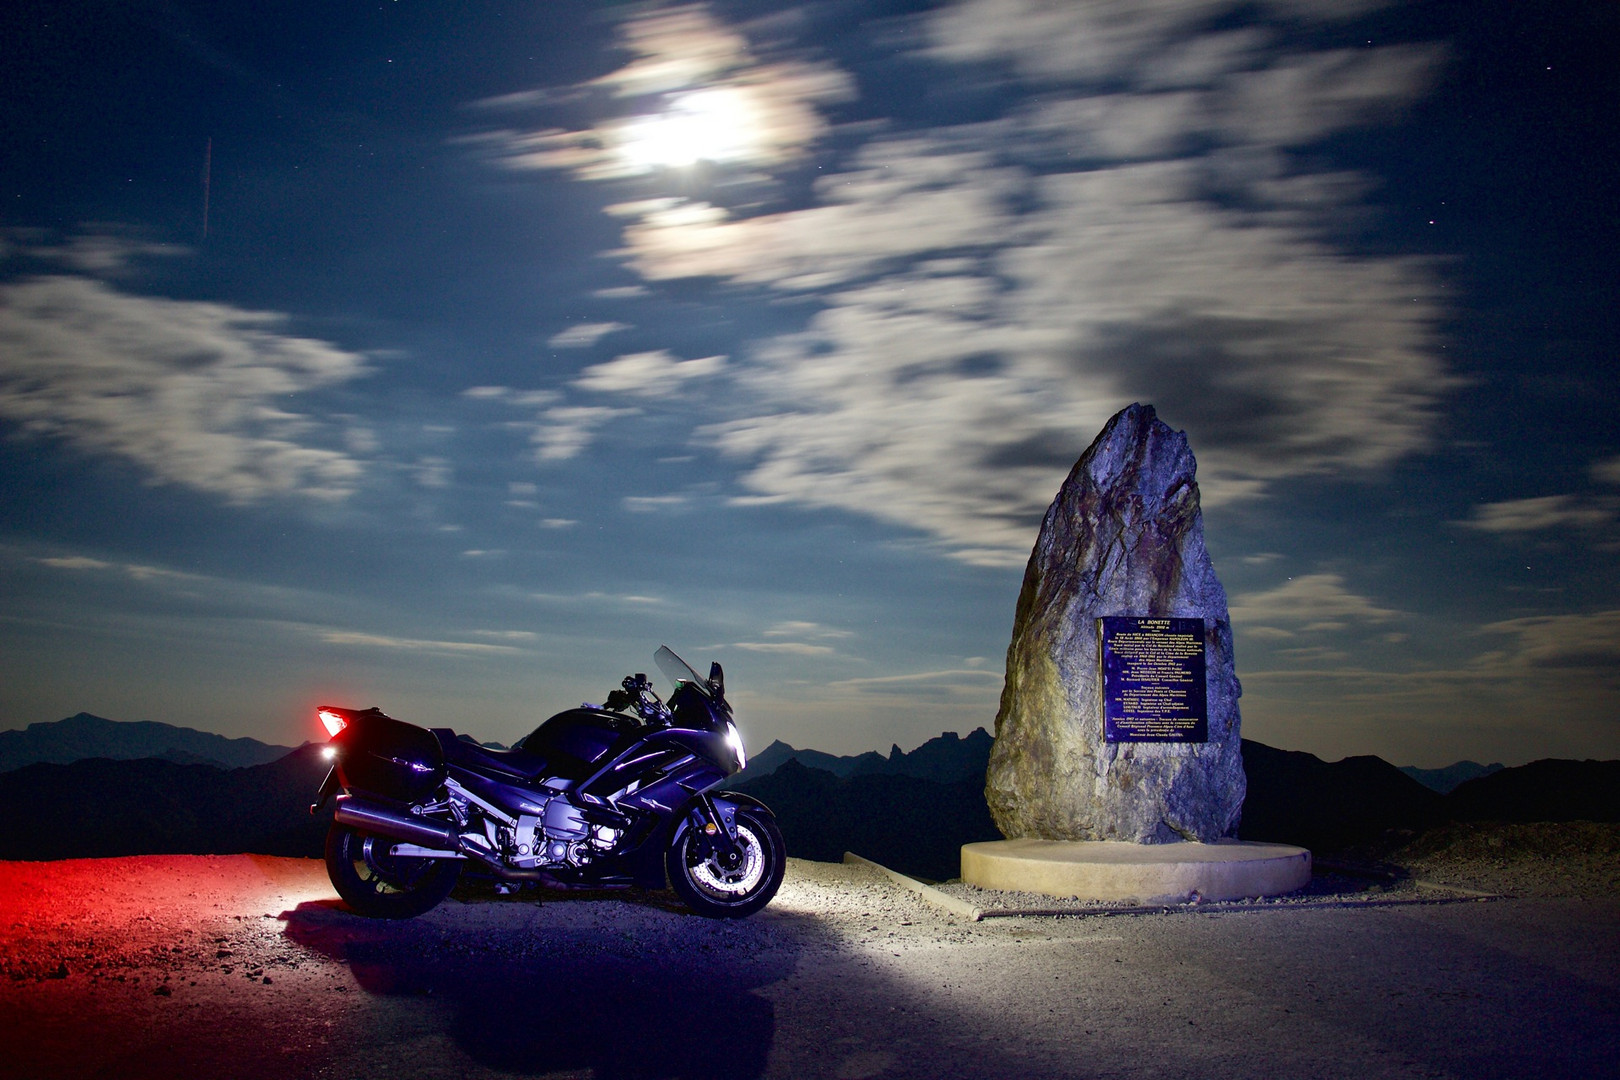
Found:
[502,797,621,869]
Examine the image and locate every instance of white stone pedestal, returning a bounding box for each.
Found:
[961,837,1311,903]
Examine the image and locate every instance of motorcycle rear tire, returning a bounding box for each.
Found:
[325,823,462,919]
[666,806,786,919]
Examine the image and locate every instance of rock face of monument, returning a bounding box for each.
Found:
[986,404,1245,844]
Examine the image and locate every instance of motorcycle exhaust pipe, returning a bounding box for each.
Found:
[333,794,555,882]
[333,794,459,850]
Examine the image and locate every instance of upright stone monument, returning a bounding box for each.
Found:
[985,403,1245,844]
[963,404,1307,904]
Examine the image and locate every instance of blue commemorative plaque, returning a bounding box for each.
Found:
[1099,616,1207,743]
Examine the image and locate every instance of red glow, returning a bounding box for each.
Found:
[318,709,348,738]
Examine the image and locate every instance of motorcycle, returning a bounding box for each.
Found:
[309,646,785,919]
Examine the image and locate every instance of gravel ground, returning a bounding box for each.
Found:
[932,822,1620,915]
[2,827,1617,1080]
[1376,821,1620,899]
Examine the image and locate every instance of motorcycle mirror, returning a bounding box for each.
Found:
[708,661,724,696]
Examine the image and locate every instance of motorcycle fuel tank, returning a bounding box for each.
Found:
[517,708,638,779]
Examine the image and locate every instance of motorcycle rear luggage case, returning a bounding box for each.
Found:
[336,709,446,801]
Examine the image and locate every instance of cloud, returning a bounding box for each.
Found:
[927,0,1395,86]
[830,668,1005,686]
[461,385,559,407]
[573,350,725,395]
[623,494,689,512]
[1592,456,1620,486]
[732,620,855,657]
[762,620,851,639]
[548,322,629,348]
[1458,495,1618,534]
[826,668,1006,697]
[33,551,211,587]
[529,590,665,606]
[529,405,638,461]
[318,630,526,655]
[464,386,635,463]
[36,556,113,571]
[123,564,206,584]
[0,274,369,501]
[412,457,452,488]
[1229,574,1400,634]
[42,232,189,276]
[1475,611,1620,672]
[476,2,1453,565]
[469,6,853,182]
[732,641,837,655]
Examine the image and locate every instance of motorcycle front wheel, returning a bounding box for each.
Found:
[325,823,462,919]
[666,806,786,919]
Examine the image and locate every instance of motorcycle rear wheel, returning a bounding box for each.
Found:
[666,806,786,919]
[325,823,462,919]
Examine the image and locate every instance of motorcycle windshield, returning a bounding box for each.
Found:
[655,645,709,697]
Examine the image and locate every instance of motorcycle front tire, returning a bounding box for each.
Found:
[325,823,462,919]
[666,805,786,919]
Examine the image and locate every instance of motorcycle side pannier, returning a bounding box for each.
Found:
[337,709,446,801]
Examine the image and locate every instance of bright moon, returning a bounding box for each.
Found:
[619,88,760,170]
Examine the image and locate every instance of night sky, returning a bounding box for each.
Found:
[2,0,1615,768]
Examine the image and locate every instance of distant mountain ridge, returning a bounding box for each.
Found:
[0,718,1614,873]
[1399,760,1506,793]
[0,713,297,773]
[727,727,993,787]
[0,746,333,861]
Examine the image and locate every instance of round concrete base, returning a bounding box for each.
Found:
[960,838,1312,904]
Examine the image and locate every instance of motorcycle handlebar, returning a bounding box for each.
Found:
[606,673,671,726]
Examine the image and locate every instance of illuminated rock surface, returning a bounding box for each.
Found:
[986,403,1245,843]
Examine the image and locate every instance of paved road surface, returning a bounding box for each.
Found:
[1,855,1615,1079]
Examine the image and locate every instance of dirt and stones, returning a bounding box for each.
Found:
[1,834,1617,1080]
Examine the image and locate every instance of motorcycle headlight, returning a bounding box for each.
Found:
[723,721,747,771]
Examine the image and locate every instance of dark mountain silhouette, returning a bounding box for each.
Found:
[727,728,992,787]
[1237,739,1447,851]
[1445,759,1620,824]
[0,713,296,773]
[730,759,1001,881]
[729,740,885,783]
[0,726,1612,872]
[0,745,333,861]
[869,728,994,783]
[1400,760,1505,793]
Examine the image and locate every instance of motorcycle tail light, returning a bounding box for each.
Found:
[318,709,348,738]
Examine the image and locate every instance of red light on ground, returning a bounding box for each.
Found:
[318,709,347,738]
